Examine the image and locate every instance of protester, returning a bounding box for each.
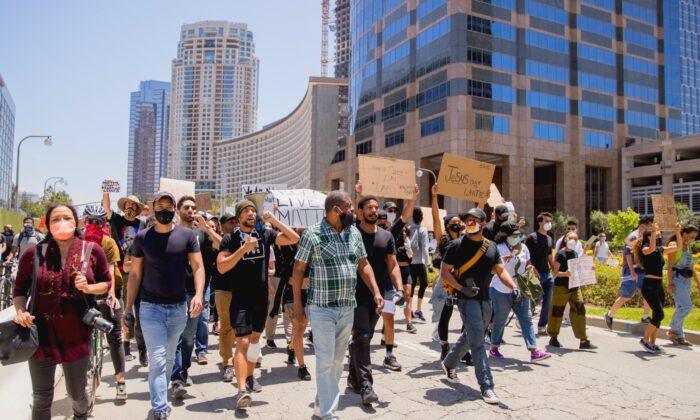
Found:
[1,224,13,262]
[667,224,700,345]
[483,205,510,241]
[489,222,551,361]
[213,212,239,382]
[409,208,430,322]
[291,191,383,419]
[124,191,205,420]
[217,200,299,409]
[525,212,555,334]
[554,220,584,256]
[5,216,45,262]
[13,203,112,420]
[594,232,613,263]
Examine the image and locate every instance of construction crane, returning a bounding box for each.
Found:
[321,0,330,77]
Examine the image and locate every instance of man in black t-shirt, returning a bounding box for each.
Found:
[347,196,404,405]
[440,208,517,405]
[524,212,555,334]
[483,204,510,241]
[217,200,299,409]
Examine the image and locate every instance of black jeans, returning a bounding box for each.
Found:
[348,300,380,391]
[641,278,665,328]
[29,356,90,420]
[438,301,454,342]
[98,302,125,375]
[410,264,428,299]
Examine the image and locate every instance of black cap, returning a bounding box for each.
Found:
[462,208,487,221]
[219,212,236,224]
[498,221,520,236]
[494,205,509,217]
[377,209,388,219]
[152,191,176,207]
[383,201,398,210]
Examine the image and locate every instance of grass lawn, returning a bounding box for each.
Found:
[588,306,700,332]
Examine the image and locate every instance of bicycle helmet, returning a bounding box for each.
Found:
[84,204,108,220]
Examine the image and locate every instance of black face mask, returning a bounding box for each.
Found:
[155,209,175,225]
[449,224,462,234]
[337,208,354,230]
[2,231,12,237]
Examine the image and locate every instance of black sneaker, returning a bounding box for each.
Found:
[579,340,597,350]
[382,355,402,371]
[286,346,296,365]
[639,338,655,353]
[549,337,562,348]
[266,339,277,348]
[407,323,417,334]
[139,351,148,367]
[604,311,613,330]
[361,386,379,405]
[153,411,169,420]
[298,364,311,381]
[461,351,474,366]
[440,343,450,361]
[246,375,262,393]
[347,378,360,394]
[641,315,650,324]
[170,380,187,399]
[235,390,252,409]
[441,361,459,383]
[222,366,234,383]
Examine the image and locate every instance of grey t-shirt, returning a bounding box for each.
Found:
[13,231,45,258]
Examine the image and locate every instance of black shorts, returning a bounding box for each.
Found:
[400,265,413,286]
[230,296,268,337]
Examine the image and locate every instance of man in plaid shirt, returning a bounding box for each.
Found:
[291,191,383,420]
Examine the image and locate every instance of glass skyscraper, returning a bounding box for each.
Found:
[669,0,700,135]
[0,73,15,209]
[128,80,171,198]
[327,0,680,225]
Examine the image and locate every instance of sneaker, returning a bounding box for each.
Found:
[579,340,597,350]
[530,349,551,362]
[382,354,402,371]
[116,381,127,401]
[222,366,234,383]
[139,351,148,367]
[415,311,426,322]
[481,388,500,405]
[286,346,296,365]
[212,322,219,335]
[641,315,650,324]
[361,386,379,405]
[537,327,547,336]
[461,351,474,366]
[124,353,135,362]
[548,337,562,348]
[153,411,169,420]
[440,343,450,361]
[347,377,360,394]
[406,323,417,334]
[170,380,187,399]
[298,364,311,381]
[639,338,655,353]
[441,361,459,383]
[246,375,262,393]
[652,344,662,353]
[488,347,504,359]
[266,339,277,348]
[604,311,613,330]
[306,330,313,345]
[432,329,440,342]
[196,353,208,365]
[235,390,252,409]
[313,403,321,417]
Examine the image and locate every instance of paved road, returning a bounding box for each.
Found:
[51,305,700,419]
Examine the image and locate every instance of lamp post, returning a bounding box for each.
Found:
[43,177,63,201]
[53,178,67,195]
[416,167,437,182]
[15,135,52,210]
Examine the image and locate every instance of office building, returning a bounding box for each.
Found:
[335,0,351,78]
[128,80,171,198]
[326,0,681,225]
[0,73,15,209]
[168,21,259,195]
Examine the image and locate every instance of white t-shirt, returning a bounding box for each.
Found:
[555,236,584,256]
[595,241,610,259]
[490,243,530,294]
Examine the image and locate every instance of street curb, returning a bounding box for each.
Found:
[586,315,700,345]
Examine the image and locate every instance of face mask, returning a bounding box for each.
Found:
[599,237,606,242]
[507,236,521,247]
[84,223,104,244]
[337,208,354,230]
[24,224,34,234]
[449,224,462,234]
[566,240,577,250]
[387,212,397,224]
[465,221,481,235]
[543,222,552,231]
[155,209,175,225]
[124,208,137,220]
[50,219,75,241]
[2,231,12,237]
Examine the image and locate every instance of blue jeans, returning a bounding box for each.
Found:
[307,304,354,420]
[195,284,211,355]
[670,275,693,337]
[490,287,537,350]
[171,293,200,382]
[443,299,494,392]
[139,301,188,415]
[537,272,554,328]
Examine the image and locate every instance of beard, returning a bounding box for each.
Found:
[364,214,378,225]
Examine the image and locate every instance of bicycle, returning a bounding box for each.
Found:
[0,261,16,310]
[85,297,113,415]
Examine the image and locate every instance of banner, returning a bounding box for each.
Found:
[159,177,195,201]
[242,184,287,197]
[195,193,212,211]
[437,154,495,204]
[101,180,121,193]
[358,155,415,200]
[651,195,678,231]
[263,189,327,228]
[419,206,447,232]
[568,256,597,289]
[487,184,504,208]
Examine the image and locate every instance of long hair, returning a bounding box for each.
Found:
[557,231,578,252]
[666,224,699,246]
[44,203,82,240]
[634,230,655,269]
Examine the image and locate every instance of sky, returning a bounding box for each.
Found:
[0,0,323,206]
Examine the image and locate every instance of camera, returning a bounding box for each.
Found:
[392,290,406,307]
[82,308,114,334]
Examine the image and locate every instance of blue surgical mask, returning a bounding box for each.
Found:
[507,236,521,247]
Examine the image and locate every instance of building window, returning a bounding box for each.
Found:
[417,0,447,19]
[525,0,567,25]
[416,82,450,108]
[623,29,656,50]
[625,110,658,129]
[467,15,516,40]
[204,51,215,63]
[466,47,516,71]
[416,17,451,49]
[381,99,408,121]
[526,60,569,83]
[582,0,613,10]
[527,91,569,112]
[623,1,657,24]
[578,72,616,93]
[420,116,445,137]
[577,43,615,66]
[355,141,372,155]
[584,131,613,148]
[468,80,516,102]
[382,41,409,68]
[533,122,564,142]
[475,0,515,9]
[577,15,615,38]
[580,101,616,121]
[331,149,346,163]
[475,113,510,134]
[525,29,568,54]
[385,129,405,147]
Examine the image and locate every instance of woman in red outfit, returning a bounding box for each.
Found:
[13,204,111,420]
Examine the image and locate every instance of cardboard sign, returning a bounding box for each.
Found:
[242,184,287,197]
[651,195,678,231]
[358,155,415,200]
[568,256,597,289]
[263,189,327,228]
[437,154,495,204]
[487,184,505,208]
[159,177,195,201]
[419,206,447,232]
[195,193,212,211]
[101,180,121,193]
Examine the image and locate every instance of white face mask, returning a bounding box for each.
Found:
[599,237,606,242]
[507,236,521,247]
[543,222,552,231]
[387,212,397,224]
[466,223,481,235]
[566,240,577,250]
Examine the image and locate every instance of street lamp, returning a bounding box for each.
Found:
[416,167,437,182]
[52,178,67,195]
[43,176,63,201]
[14,135,52,210]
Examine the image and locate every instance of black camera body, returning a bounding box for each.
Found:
[82,308,114,334]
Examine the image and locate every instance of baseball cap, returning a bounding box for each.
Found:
[152,191,176,207]
[219,212,236,224]
[383,201,398,210]
[494,205,510,218]
[498,221,520,236]
[461,208,487,221]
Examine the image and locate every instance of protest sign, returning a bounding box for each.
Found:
[101,180,121,193]
[487,184,505,208]
[263,189,327,228]
[437,154,495,203]
[242,184,287,197]
[568,256,597,289]
[651,195,678,231]
[195,193,212,211]
[358,155,415,200]
[419,206,447,232]
[159,177,195,201]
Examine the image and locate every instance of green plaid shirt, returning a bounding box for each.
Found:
[295,218,367,307]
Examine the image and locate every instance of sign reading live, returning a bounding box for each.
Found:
[159,177,196,201]
[651,195,678,231]
[195,193,212,211]
[437,154,496,204]
[263,189,327,228]
[358,155,415,200]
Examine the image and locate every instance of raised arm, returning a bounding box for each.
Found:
[431,184,442,241]
[102,191,113,219]
[400,184,419,224]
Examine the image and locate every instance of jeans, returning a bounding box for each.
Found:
[29,356,89,420]
[172,293,200,383]
[195,285,210,355]
[139,301,188,414]
[444,299,494,392]
[537,272,554,328]
[670,275,693,337]
[308,304,354,420]
[490,288,537,349]
[348,301,380,390]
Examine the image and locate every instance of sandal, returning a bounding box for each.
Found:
[677,337,693,346]
[668,330,680,345]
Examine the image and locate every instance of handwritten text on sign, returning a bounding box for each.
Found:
[263,189,327,228]
[101,180,121,193]
[437,154,495,203]
[568,256,597,289]
[651,195,677,231]
[358,155,415,200]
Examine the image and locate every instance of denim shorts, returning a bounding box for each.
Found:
[620,270,645,298]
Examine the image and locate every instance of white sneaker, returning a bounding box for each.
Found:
[482,388,500,404]
[537,327,546,336]
[432,329,440,342]
[313,402,321,417]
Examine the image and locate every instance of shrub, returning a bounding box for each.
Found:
[552,211,578,240]
[607,208,639,249]
[589,210,610,235]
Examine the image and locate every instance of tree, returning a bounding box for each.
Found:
[552,211,578,240]
[589,210,610,235]
[675,202,700,226]
[608,208,639,249]
[20,198,44,218]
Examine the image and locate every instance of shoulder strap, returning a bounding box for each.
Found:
[454,239,490,278]
[28,244,42,315]
[81,241,95,276]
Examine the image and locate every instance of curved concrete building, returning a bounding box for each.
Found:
[215,77,348,200]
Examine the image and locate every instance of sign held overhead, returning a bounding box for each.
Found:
[437,154,495,204]
[651,195,678,231]
[358,155,416,200]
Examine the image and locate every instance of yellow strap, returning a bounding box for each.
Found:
[453,239,490,278]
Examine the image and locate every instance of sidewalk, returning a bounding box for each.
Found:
[586,315,700,345]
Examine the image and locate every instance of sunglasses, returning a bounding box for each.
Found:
[86,217,105,226]
[183,205,197,210]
